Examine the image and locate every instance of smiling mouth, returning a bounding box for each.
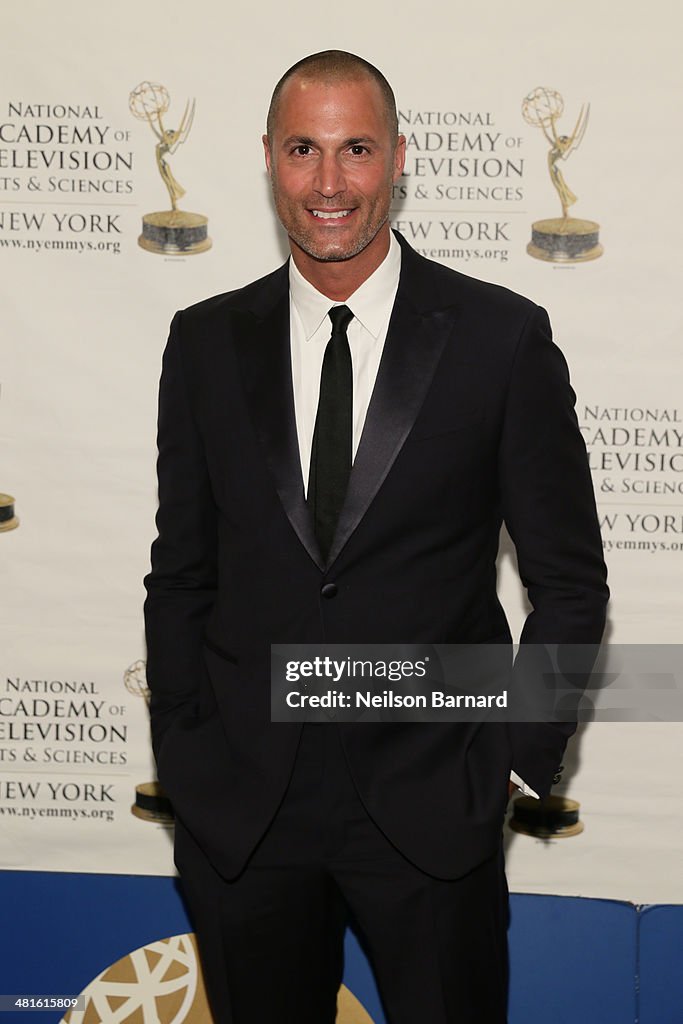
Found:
[310,209,353,220]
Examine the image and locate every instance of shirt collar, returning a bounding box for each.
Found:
[289,231,402,341]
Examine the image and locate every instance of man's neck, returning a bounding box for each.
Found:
[289,226,391,301]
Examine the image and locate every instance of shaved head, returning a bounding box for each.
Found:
[266,49,399,143]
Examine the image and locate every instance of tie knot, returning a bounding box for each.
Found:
[328,304,354,335]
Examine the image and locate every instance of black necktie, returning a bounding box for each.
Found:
[308,304,354,561]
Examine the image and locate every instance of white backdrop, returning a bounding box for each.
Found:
[1,0,682,901]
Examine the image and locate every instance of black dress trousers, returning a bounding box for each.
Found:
[173,723,510,1024]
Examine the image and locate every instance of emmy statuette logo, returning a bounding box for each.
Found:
[0,388,19,532]
[522,87,603,262]
[124,659,174,824]
[129,82,212,255]
[509,795,584,838]
[0,493,19,532]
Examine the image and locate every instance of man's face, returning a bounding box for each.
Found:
[263,75,405,263]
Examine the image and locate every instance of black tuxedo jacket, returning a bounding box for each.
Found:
[144,231,608,880]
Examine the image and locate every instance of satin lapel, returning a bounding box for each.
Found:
[234,283,324,571]
[326,290,457,567]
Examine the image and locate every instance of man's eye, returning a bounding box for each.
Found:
[294,145,311,156]
[350,145,368,155]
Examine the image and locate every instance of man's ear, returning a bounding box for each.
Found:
[393,134,407,182]
[263,134,273,177]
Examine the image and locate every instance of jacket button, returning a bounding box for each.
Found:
[321,583,338,599]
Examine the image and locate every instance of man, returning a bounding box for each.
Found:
[144,50,608,1024]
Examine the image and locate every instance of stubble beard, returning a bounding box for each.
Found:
[271,181,391,263]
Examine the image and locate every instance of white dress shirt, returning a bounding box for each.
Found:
[289,231,401,491]
[287,232,538,800]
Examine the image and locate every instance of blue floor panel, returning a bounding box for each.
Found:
[508,894,637,1024]
[639,905,683,1024]
[1,870,677,1024]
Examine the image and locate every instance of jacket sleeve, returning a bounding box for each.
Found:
[143,311,218,765]
[498,305,609,796]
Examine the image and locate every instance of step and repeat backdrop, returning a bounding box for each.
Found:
[1,0,681,926]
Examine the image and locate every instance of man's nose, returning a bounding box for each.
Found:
[313,154,346,198]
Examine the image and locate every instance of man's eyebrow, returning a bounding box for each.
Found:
[281,135,317,148]
[279,135,379,148]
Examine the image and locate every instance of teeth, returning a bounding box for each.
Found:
[312,210,351,219]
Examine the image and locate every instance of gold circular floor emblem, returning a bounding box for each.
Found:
[61,933,375,1023]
